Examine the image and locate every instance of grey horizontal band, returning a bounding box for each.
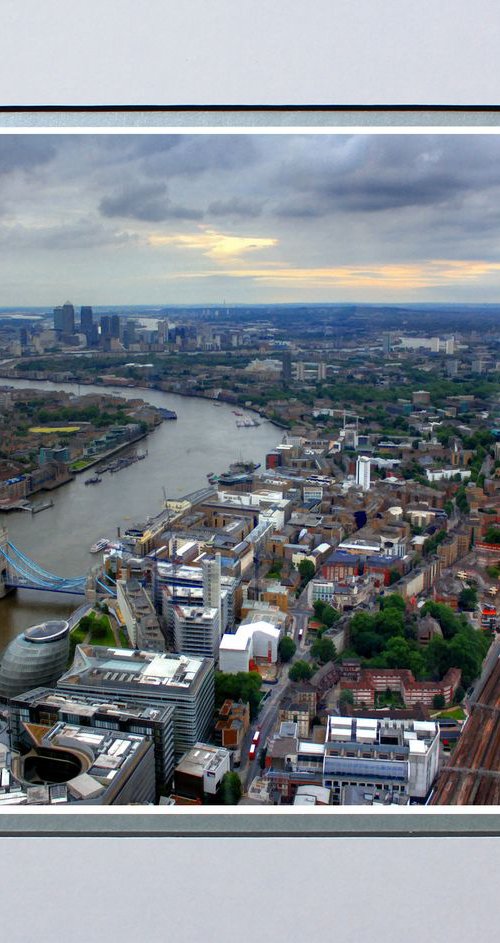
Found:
[1,111,500,127]
[0,813,498,837]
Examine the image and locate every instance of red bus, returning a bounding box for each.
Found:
[248,744,256,761]
[252,729,261,747]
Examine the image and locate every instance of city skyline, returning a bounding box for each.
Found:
[2,132,500,305]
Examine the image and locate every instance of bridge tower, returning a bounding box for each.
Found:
[86,565,98,606]
[0,527,15,599]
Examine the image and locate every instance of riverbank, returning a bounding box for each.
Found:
[0,371,284,431]
[0,381,280,646]
[69,429,150,474]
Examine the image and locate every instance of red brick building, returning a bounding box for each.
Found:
[340,667,462,708]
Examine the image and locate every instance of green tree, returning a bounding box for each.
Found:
[321,604,341,628]
[383,636,413,669]
[298,559,315,581]
[422,601,462,639]
[311,636,336,665]
[289,660,313,682]
[357,631,386,658]
[278,636,296,663]
[380,593,406,612]
[409,650,426,680]
[339,688,354,707]
[432,694,446,710]
[220,771,242,805]
[313,600,326,621]
[458,587,478,611]
[484,526,500,545]
[214,671,263,720]
[425,635,452,680]
[374,607,405,640]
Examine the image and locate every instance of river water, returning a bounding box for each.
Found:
[0,379,280,649]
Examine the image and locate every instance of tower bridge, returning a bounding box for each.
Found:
[0,527,115,599]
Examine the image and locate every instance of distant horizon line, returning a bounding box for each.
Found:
[2,301,500,312]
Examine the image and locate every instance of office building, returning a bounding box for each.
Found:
[80,306,93,339]
[355,455,371,492]
[116,578,165,652]
[0,720,155,806]
[202,554,221,634]
[0,621,70,701]
[100,315,111,337]
[57,645,214,756]
[8,687,175,797]
[173,605,221,660]
[61,301,75,335]
[323,716,440,802]
[157,561,236,634]
[174,742,231,800]
[53,306,64,333]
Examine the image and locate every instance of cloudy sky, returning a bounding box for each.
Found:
[1,132,500,306]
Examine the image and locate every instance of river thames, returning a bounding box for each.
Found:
[0,378,280,649]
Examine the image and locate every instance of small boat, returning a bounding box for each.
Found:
[90,538,109,553]
[85,475,102,485]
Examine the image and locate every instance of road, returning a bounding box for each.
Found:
[241,670,291,791]
[240,581,319,791]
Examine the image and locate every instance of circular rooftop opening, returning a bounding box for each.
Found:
[24,620,70,644]
[22,747,84,785]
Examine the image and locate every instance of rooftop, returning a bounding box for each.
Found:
[58,645,212,694]
[175,742,230,779]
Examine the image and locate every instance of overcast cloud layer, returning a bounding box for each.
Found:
[1,132,500,305]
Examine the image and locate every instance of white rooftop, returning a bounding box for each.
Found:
[219,621,280,652]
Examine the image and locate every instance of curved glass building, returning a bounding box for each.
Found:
[0,621,70,700]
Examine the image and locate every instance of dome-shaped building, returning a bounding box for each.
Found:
[0,621,70,700]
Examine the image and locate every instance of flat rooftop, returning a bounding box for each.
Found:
[176,743,229,778]
[0,721,151,806]
[12,687,174,723]
[58,646,212,694]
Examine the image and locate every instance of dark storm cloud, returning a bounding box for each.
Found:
[0,219,136,251]
[89,134,257,180]
[273,135,500,218]
[0,135,57,174]
[207,197,262,218]
[99,181,203,222]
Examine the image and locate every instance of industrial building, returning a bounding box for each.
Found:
[8,687,175,798]
[57,645,214,757]
[0,621,70,701]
